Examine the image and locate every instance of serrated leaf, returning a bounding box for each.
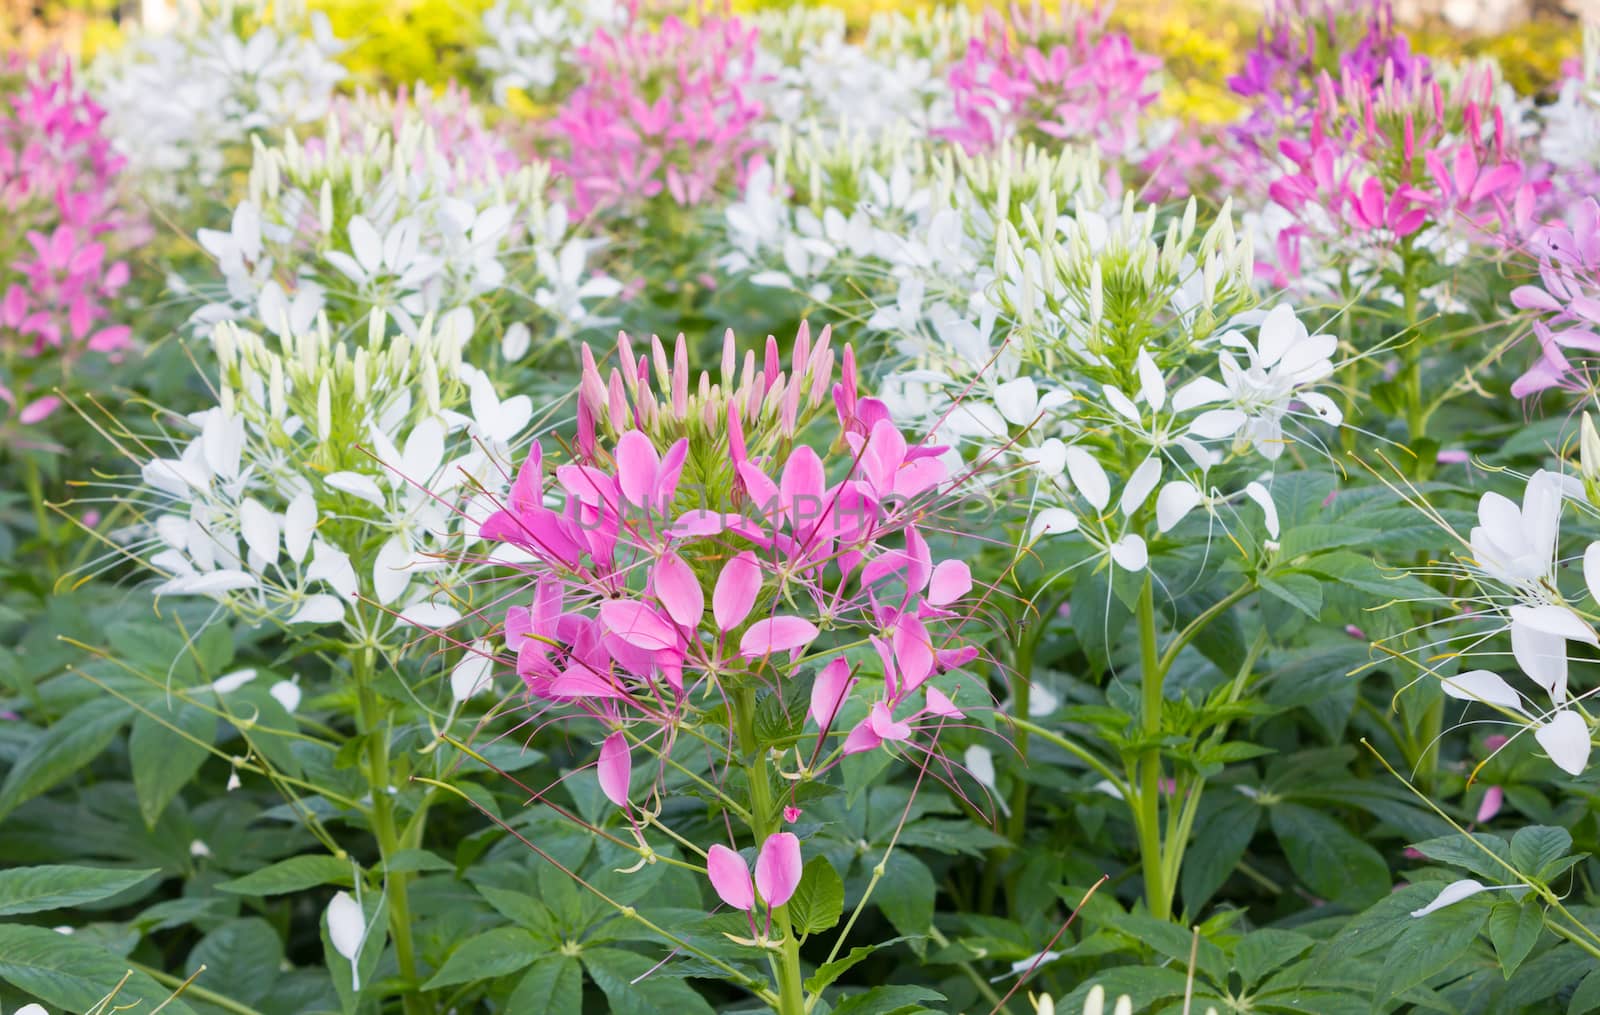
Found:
[130,705,212,827]
[508,955,584,1013]
[1510,826,1573,878]
[876,852,936,937]
[788,856,844,936]
[1270,803,1387,906]
[0,864,158,916]
[187,917,282,1005]
[217,854,354,896]
[805,945,874,995]
[1259,574,1323,620]
[582,947,715,1015]
[1488,899,1544,978]
[1233,928,1314,987]
[0,697,129,820]
[1411,832,1513,880]
[424,927,540,988]
[831,984,945,1015]
[0,923,196,1014]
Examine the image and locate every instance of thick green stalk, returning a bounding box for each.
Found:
[734,685,805,1015]
[1134,575,1170,919]
[354,646,425,1015]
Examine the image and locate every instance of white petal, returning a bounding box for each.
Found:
[401,418,446,484]
[210,669,257,694]
[1536,709,1592,775]
[239,499,281,566]
[1188,409,1247,440]
[964,745,996,789]
[1298,390,1343,424]
[373,537,413,606]
[284,492,317,564]
[400,602,462,629]
[450,644,495,702]
[994,377,1039,427]
[1585,542,1600,604]
[1030,508,1079,541]
[289,594,346,625]
[1021,438,1067,478]
[326,891,366,961]
[1410,878,1490,918]
[348,216,383,276]
[1439,670,1525,712]
[1103,385,1141,422]
[1171,376,1228,412]
[325,472,386,507]
[307,542,358,600]
[1064,446,1110,512]
[1509,604,1598,646]
[1156,481,1202,533]
[269,680,302,713]
[1244,481,1280,539]
[1120,458,1162,517]
[1136,349,1166,412]
[1511,622,1569,703]
[1109,534,1148,571]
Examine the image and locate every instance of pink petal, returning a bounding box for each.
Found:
[706,844,754,911]
[753,832,802,908]
[615,430,661,509]
[892,613,935,692]
[599,600,679,651]
[809,657,855,729]
[713,551,761,632]
[740,616,820,658]
[1475,785,1503,824]
[18,395,60,424]
[867,700,912,741]
[597,732,631,808]
[924,687,964,718]
[927,560,972,607]
[653,552,704,629]
[841,719,883,754]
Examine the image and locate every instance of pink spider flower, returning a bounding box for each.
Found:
[547,15,768,216]
[476,324,985,804]
[326,82,526,183]
[1260,59,1537,288]
[0,54,138,431]
[941,5,1161,175]
[1509,197,1600,398]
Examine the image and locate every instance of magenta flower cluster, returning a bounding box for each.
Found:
[547,15,768,215]
[1512,198,1600,397]
[0,56,136,425]
[942,7,1159,163]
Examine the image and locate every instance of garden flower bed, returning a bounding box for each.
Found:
[0,1,1598,1012]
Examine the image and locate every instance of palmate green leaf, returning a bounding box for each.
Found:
[0,864,159,915]
[1269,803,1388,906]
[0,923,196,1014]
[1232,928,1314,988]
[507,955,584,1013]
[129,704,212,828]
[423,927,541,988]
[581,947,715,1015]
[1276,524,1376,559]
[217,854,354,896]
[0,697,130,820]
[893,818,1010,858]
[788,856,844,936]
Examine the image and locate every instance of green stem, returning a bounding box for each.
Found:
[354,646,425,1015]
[129,961,265,1015]
[22,452,58,580]
[1135,574,1170,920]
[734,685,805,1015]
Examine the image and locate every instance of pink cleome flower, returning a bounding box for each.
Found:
[0,55,138,427]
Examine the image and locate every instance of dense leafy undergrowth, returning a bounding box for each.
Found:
[3,1,1600,1013]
